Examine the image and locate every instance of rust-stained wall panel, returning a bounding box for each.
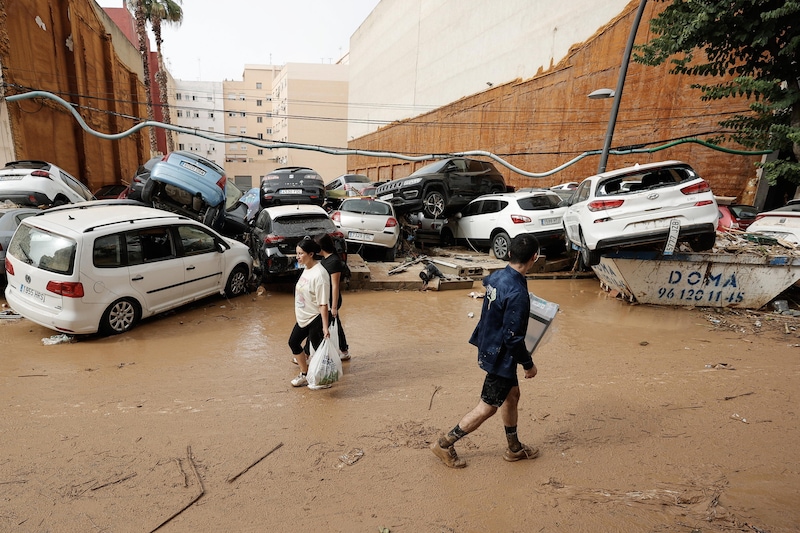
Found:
[1,0,148,191]
[348,2,759,201]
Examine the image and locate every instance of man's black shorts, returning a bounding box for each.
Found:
[481,373,519,407]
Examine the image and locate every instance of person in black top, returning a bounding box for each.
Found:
[314,233,350,360]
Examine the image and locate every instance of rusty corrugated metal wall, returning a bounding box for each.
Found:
[347,2,760,201]
[0,0,148,192]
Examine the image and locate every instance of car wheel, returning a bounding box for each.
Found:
[492,231,511,261]
[225,265,249,297]
[689,232,717,252]
[579,230,602,268]
[422,189,446,218]
[100,298,140,335]
[141,178,157,204]
[52,194,70,207]
[203,205,223,229]
[384,244,397,262]
[440,227,455,247]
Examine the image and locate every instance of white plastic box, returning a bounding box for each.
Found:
[525,293,559,355]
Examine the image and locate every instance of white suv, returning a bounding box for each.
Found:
[562,161,718,267]
[4,203,252,335]
[0,160,95,207]
[440,190,567,260]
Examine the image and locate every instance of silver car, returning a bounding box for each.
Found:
[331,198,400,260]
[0,205,41,285]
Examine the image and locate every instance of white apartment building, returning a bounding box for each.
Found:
[270,62,349,182]
[347,0,631,139]
[223,65,279,190]
[171,80,226,167]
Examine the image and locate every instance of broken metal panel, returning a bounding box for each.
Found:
[593,251,800,309]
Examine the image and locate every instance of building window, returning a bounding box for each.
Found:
[256,99,262,107]
[238,93,245,101]
[257,116,263,123]
[257,133,264,140]
[191,95,197,101]
[266,95,272,101]
[240,127,246,135]
[207,95,212,101]
[257,149,263,155]
[176,93,182,100]
[227,93,235,100]
[228,112,236,117]
[209,112,214,118]
[178,143,184,150]
[256,82,262,89]
[266,127,272,134]
[176,110,183,117]
[240,112,246,118]
[193,112,199,118]
[195,143,200,151]
[240,144,248,151]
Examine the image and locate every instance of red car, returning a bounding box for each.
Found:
[716,199,758,232]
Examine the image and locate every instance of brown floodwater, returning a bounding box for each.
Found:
[1,277,798,532]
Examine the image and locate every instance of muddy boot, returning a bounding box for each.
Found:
[503,444,540,462]
[430,440,466,468]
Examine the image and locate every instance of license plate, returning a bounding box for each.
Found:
[0,175,24,181]
[20,284,46,303]
[379,193,393,201]
[179,160,207,176]
[348,231,374,241]
[632,218,672,230]
[541,217,561,226]
[280,189,303,195]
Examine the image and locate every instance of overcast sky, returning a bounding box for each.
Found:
[95,0,380,81]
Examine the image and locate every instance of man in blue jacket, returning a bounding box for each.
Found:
[431,234,541,468]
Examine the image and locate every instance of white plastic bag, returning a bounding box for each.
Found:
[306,337,343,389]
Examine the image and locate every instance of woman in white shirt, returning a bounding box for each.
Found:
[289,236,331,387]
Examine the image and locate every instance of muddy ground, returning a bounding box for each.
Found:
[1,276,799,532]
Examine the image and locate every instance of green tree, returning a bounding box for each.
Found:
[127,0,158,155]
[144,0,183,153]
[634,0,800,185]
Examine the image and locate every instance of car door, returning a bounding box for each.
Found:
[456,200,484,240]
[563,179,592,244]
[176,224,225,299]
[462,199,505,244]
[125,227,186,314]
[445,159,473,198]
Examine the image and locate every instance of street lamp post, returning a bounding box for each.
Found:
[593,0,648,175]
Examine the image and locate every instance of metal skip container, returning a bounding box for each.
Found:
[592,251,800,309]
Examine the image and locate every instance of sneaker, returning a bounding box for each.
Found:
[430,440,466,468]
[340,351,351,361]
[503,444,540,462]
[290,373,308,387]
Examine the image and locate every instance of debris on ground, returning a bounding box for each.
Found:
[337,448,364,468]
[42,334,75,345]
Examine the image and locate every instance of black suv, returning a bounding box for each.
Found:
[375,157,507,218]
[260,166,325,208]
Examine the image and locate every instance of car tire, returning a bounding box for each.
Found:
[225,265,249,298]
[203,205,223,229]
[440,227,455,247]
[689,232,717,252]
[141,178,157,204]
[579,230,601,268]
[492,231,511,261]
[52,194,70,207]
[422,189,446,219]
[100,297,140,335]
[384,244,397,262]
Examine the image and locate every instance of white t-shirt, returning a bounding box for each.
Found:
[294,262,331,327]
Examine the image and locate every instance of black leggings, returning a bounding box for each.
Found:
[330,313,349,353]
[288,314,323,356]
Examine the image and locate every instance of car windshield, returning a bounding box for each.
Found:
[409,160,447,176]
[730,205,757,219]
[341,199,391,216]
[225,183,243,210]
[517,195,562,210]
[9,224,76,275]
[273,214,336,236]
[598,165,699,196]
[345,175,371,184]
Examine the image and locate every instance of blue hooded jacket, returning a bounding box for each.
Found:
[469,265,533,379]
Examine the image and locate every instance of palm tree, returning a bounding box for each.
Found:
[127,0,158,155]
[144,0,183,153]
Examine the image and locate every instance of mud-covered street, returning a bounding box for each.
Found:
[1,277,799,532]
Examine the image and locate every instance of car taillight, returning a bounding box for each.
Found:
[385,217,398,228]
[216,175,227,191]
[681,180,711,195]
[695,200,714,206]
[510,215,531,224]
[30,170,52,179]
[588,199,625,212]
[330,231,345,239]
[46,281,84,298]
[331,211,341,223]
[263,234,285,244]
[5,257,13,276]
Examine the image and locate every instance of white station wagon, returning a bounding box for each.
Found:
[4,203,252,335]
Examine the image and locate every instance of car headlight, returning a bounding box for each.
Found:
[402,178,423,186]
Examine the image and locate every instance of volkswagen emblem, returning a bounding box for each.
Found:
[647,192,660,200]
[25,274,31,283]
